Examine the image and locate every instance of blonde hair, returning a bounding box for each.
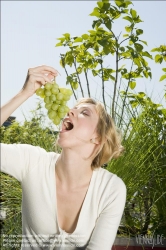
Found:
[74,98,124,170]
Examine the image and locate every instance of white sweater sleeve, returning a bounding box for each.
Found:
[86,177,127,250]
[0,143,45,182]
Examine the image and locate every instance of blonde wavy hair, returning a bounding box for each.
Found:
[74,98,124,170]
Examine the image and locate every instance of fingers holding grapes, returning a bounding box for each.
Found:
[22,65,59,97]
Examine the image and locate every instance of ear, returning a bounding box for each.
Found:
[90,137,100,145]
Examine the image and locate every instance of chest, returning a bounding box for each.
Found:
[56,184,88,234]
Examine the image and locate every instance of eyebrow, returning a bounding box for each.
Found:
[74,106,93,114]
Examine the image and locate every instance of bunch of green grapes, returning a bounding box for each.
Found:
[35,81,72,125]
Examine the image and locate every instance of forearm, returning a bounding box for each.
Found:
[1,90,30,126]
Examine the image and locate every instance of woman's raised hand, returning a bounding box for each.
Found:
[1,65,58,126]
[22,65,58,97]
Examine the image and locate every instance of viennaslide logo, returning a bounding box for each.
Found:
[136,234,164,249]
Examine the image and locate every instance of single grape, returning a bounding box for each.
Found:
[58,106,65,113]
[45,83,53,90]
[53,116,61,125]
[58,112,66,119]
[66,89,73,96]
[56,93,64,100]
[52,82,59,88]
[44,96,51,104]
[59,88,67,95]
[52,87,59,94]
[63,95,70,101]
[64,106,70,113]
[44,90,52,97]
[36,88,44,96]
[45,103,52,110]
[50,95,56,102]
[55,100,61,104]
[48,110,57,120]
[61,100,67,105]
[51,103,59,111]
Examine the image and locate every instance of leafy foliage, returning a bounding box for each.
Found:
[108,95,166,236]
[56,0,153,120]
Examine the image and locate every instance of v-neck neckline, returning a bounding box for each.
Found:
[51,153,95,235]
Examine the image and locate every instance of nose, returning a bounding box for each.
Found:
[67,108,76,117]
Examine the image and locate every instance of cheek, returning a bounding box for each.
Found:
[77,121,96,137]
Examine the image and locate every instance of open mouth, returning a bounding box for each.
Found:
[61,119,74,132]
[63,120,74,131]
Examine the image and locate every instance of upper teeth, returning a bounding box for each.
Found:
[64,121,72,129]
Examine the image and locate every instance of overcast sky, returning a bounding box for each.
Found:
[1,1,166,124]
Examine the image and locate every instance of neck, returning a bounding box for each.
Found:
[55,148,93,190]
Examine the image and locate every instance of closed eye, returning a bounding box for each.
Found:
[81,110,89,116]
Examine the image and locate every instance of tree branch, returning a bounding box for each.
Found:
[100,56,106,109]
[84,69,91,97]
[73,57,84,97]
[119,61,134,127]
[119,37,130,45]
[112,46,119,121]
[60,54,77,100]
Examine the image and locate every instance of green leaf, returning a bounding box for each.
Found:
[148,72,152,79]
[119,47,125,52]
[134,43,143,52]
[162,68,166,72]
[97,39,107,47]
[130,9,137,18]
[138,92,146,98]
[103,2,110,11]
[115,1,123,7]
[60,59,64,68]
[130,100,138,108]
[63,33,70,39]
[82,34,89,40]
[136,29,143,35]
[71,82,78,90]
[134,16,143,23]
[155,54,163,63]
[57,37,65,42]
[88,30,96,35]
[74,37,83,43]
[123,16,133,22]
[67,76,72,82]
[65,53,74,66]
[129,81,136,89]
[133,58,141,67]
[103,46,110,55]
[143,70,149,78]
[151,47,161,52]
[129,40,133,45]
[139,40,148,46]
[125,26,132,32]
[92,20,102,29]
[159,74,166,81]
[92,69,99,76]
[110,75,115,81]
[124,1,132,8]
[89,7,100,17]
[114,12,121,19]
[105,19,112,30]
[123,34,129,37]
[97,1,103,8]
[142,51,153,59]
[55,42,62,47]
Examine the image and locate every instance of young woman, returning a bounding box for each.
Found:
[1,65,126,250]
